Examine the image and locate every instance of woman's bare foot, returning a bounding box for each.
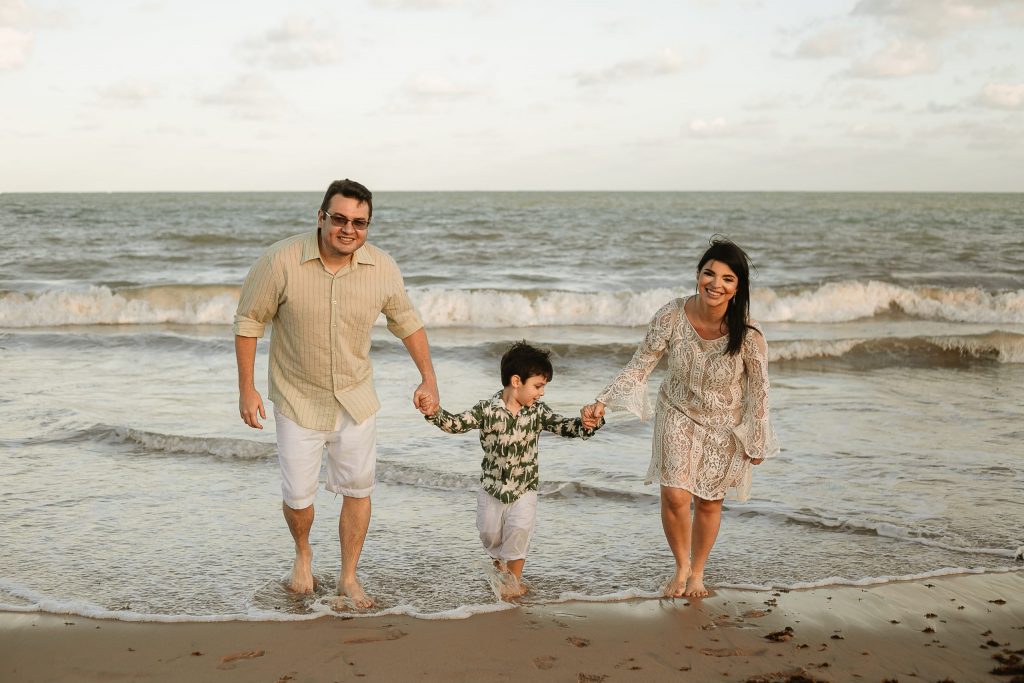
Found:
[339,576,375,609]
[664,566,691,598]
[286,549,314,593]
[683,573,709,598]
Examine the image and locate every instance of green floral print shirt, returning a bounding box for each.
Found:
[426,391,603,503]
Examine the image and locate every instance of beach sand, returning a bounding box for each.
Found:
[2,571,1021,682]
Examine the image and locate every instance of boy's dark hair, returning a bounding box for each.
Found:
[500,341,553,386]
[320,178,373,219]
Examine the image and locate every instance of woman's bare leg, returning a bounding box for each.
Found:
[660,486,694,597]
[685,496,723,598]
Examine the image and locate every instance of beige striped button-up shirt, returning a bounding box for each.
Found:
[233,231,423,430]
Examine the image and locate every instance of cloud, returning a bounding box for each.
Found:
[96,81,159,107]
[845,122,900,140]
[198,74,284,120]
[0,25,31,69]
[977,82,1024,110]
[793,26,860,59]
[851,0,1024,39]
[0,0,27,25]
[914,119,1024,150]
[847,40,937,78]
[238,15,342,69]
[575,48,696,87]
[370,0,466,7]
[0,0,31,69]
[682,117,773,139]
[402,73,481,101]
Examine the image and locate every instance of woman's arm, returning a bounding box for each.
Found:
[589,299,678,421]
[739,325,780,463]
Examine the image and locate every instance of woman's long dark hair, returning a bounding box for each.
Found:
[697,237,753,356]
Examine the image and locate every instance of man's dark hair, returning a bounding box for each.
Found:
[320,178,373,219]
[500,341,553,387]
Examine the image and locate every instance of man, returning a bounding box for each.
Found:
[234,178,438,608]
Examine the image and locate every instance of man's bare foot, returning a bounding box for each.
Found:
[664,566,690,598]
[286,550,314,593]
[338,575,375,609]
[683,573,709,598]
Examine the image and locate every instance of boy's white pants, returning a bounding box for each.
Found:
[476,488,538,562]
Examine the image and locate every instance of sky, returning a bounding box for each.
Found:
[2,0,1023,192]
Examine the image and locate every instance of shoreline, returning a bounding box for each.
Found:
[2,572,1022,682]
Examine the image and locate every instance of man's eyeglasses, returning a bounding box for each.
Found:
[321,210,370,231]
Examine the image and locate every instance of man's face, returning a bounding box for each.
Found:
[318,195,370,262]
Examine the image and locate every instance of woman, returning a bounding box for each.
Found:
[582,238,779,598]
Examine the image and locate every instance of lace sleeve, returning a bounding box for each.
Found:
[733,323,780,460]
[594,300,678,421]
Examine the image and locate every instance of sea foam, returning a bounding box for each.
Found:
[2,281,1022,327]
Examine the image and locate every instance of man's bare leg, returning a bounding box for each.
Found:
[282,502,315,593]
[685,496,723,598]
[338,495,374,608]
[660,486,694,598]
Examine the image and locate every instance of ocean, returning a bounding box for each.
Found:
[1,191,1022,621]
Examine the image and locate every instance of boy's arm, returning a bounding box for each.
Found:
[424,401,484,434]
[538,402,604,439]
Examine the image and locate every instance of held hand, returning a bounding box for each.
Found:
[580,402,606,429]
[413,380,439,416]
[239,386,266,430]
[750,457,764,466]
[417,395,439,417]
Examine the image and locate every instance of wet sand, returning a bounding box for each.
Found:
[2,571,1021,682]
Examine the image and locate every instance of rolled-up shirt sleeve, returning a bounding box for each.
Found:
[381,259,423,340]
[232,252,280,338]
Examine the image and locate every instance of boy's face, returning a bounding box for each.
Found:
[511,374,547,407]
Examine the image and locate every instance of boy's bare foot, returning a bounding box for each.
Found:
[339,576,375,609]
[286,549,314,593]
[664,566,690,598]
[499,578,528,600]
[683,573,709,598]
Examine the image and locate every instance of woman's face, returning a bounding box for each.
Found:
[696,259,739,307]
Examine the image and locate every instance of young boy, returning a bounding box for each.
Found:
[419,341,603,599]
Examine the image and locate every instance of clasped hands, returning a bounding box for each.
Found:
[580,401,605,429]
[413,382,440,418]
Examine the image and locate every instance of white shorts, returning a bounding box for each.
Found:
[476,488,538,562]
[274,406,377,509]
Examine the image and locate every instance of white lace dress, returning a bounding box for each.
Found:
[596,297,779,501]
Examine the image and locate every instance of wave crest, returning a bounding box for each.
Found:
[2,281,1022,327]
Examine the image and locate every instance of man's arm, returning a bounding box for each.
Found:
[401,327,440,414]
[235,335,266,429]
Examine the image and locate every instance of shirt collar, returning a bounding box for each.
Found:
[301,230,377,267]
[489,390,536,415]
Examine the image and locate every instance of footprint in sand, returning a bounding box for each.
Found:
[700,647,766,657]
[533,656,556,670]
[217,650,265,669]
[567,636,590,648]
[342,628,407,644]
